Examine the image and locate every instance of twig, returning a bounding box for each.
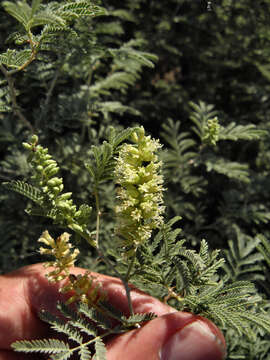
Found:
[94,187,101,249]
[0,64,34,133]
[38,66,61,127]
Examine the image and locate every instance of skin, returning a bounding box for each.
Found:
[0,264,226,360]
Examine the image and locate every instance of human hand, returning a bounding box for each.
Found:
[0,264,226,360]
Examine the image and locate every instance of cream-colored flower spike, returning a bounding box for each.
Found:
[114,126,165,248]
[38,230,80,283]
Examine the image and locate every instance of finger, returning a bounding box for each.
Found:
[0,263,174,348]
[106,312,227,360]
[0,350,36,360]
[0,263,226,360]
[27,264,175,317]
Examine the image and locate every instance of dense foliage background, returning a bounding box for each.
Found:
[1,0,270,358]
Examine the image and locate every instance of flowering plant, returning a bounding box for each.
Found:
[4,126,270,359]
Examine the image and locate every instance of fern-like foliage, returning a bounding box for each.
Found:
[219,122,266,141]
[12,302,107,360]
[189,100,219,143]
[105,216,270,340]
[161,118,205,196]
[189,100,266,144]
[2,180,41,204]
[1,0,106,71]
[222,225,264,282]
[12,300,156,360]
[85,127,136,187]
[161,100,262,200]
[255,234,270,298]
[256,234,270,269]
[0,49,32,69]
[12,338,70,357]
[88,40,157,97]
[205,155,250,183]
[0,81,11,112]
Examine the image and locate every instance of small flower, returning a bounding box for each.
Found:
[60,272,107,306]
[114,126,165,248]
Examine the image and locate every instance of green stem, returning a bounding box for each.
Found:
[0,64,34,132]
[94,186,101,249]
[93,182,136,317]
[125,250,137,282]
[38,65,61,128]
[123,280,134,317]
[123,249,137,316]
[6,31,38,76]
[69,326,125,356]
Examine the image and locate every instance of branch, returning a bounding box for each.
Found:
[38,66,61,127]
[0,64,34,133]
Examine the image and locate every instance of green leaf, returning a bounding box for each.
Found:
[121,312,156,326]
[30,10,66,28]
[93,338,106,360]
[205,157,250,183]
[0,49,32,69]
[85,142,114,185]
[255,62,270,82]
[3,1,31,29]
[108,126,137,148]
[219,122,266,141]
[2,180,42,204]
[57,302,97,337]
[79,345,92,360]
[58,2,106,18]
[12,339,70,354]
[31,0,42,16]
[78,303,112,330]
[39,310,83,344]
[189,101,218,140]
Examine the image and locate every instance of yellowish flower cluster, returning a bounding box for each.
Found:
[39,231,79,283]
[114,127,165,247]
[60,272,105,305]
[202,116,220,146]
[39,231,105,305]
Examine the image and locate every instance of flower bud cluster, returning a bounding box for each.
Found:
[23,135,64,200]
[114,127,165,247]
[202,116,220,146]
[23,135,92,238]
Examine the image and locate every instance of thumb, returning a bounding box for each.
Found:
[106,311,226,360]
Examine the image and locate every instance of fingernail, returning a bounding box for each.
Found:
[159,320,227,360]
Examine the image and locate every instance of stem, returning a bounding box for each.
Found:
[39,66,61,126]
[92,183,137,317]
[123,279,134,317]
[70,327,125,356]
[94,186,101,249]
[47,72,60,99]
[4,31,38,77]
[4,51,37,76]
[80,64,94,143]
[0,64,34,132]
[125,250,137,282]
[123,249,137,316]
